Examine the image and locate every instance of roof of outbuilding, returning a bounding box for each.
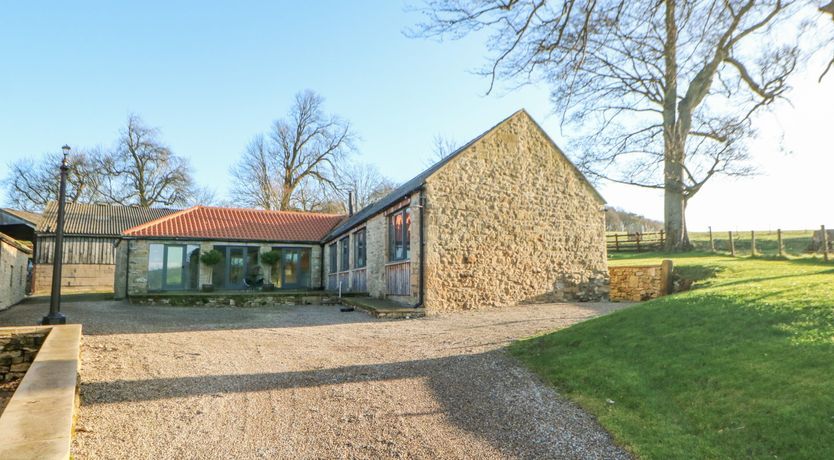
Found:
[0,231,33,254]
[37,202,180,236]
[323,109,604,241]
[122,206,345,242]
[0,208,42,227]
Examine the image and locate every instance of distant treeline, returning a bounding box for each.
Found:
[605,208,663,233]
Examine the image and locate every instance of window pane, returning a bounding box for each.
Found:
[340,237,350,271]
[187,245,200,290]
[148,244,164,291]
[355,229,366,268]
[246,247,260,282]
[212,246,227,288]
[329,244,337,274]
[404,208,412,260]
[228,247,245,286]
[300,249,311,287]
[165,245,184,286]
[392,213,404,260]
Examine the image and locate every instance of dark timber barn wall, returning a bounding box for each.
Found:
[33,202,179,294]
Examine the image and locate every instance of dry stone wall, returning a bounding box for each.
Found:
[0,329,46,382]
[608,262,672,302]
[423,111,608,312]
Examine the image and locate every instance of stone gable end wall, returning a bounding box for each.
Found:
[423,112,608,312]
[0,241,30,310]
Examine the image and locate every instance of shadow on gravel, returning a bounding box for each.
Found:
[82,351,629,459]
[0,301,377,335]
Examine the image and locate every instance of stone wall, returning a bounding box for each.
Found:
[608,261,672,302]
[325,193,422,306]
[0,329,46,382]
[423,110,608,312]
[0,240,31,310]
[125,239,322,296]
[32,263,115,295]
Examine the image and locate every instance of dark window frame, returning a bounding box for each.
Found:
[339,236,350,272]
[388,206,411,262]
[328,243,338,274]
[354,228,366,268]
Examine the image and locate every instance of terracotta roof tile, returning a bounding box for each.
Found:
[123,206,345,242]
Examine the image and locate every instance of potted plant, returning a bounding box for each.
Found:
[260,250,281,291]
[199,249,222,292]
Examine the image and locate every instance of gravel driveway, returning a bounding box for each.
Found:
[0,300,631,459]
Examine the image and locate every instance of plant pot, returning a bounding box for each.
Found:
[262,283,275,292]
[201,284,215,292]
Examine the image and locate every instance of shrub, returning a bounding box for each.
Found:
[199,249,223,267]
[260,250,281,267]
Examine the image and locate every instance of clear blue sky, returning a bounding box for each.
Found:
[1,2,832,230]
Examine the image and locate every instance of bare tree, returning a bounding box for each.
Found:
[229,135,283,209]
[2,149,104,211]
[337,162,398,210]
[414,0,829,250]
[430,134,458,163]
[97,114,194,207]
[229,90,355,211]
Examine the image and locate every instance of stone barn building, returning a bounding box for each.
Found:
[0,232,32,310]
[321,109,608,311]
[117,110,608,313]
[34,202,178,294]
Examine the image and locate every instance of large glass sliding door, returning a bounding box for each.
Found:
[212,246,261,290]
[147,243,200,292]
[271,247,311,289]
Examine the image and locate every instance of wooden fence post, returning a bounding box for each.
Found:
[777,229,783,257]
[823,225,830,262]
[751,230,756,257]
[709,226,714,252]
[614,234,620,252]
[729,231,735,256]
[661,259,674,295]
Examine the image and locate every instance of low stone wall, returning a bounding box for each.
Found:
[0,325,82,459]
[0,329,47,382]
[129,293,345,307]
[609,260,673,302]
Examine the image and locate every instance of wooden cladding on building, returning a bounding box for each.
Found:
[35,236,118,265]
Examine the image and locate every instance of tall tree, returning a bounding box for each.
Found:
[2,149,104,211]
[337,162,398,210]
[97,114,194,207]
[230,90,356,211]
[229,135,283,209]
[414,0,828,250]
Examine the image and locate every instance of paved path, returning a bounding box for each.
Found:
[0,301,631,459]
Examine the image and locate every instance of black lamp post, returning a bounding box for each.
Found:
[42,145,71,325]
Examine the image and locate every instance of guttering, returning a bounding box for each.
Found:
[416,187,426,309]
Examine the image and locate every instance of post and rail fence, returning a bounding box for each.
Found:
[607,226,831,261]
[606,231,665,253]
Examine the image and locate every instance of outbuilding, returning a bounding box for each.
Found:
[118,110,609,312]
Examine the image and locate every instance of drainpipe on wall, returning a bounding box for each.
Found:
[416,187,426,309]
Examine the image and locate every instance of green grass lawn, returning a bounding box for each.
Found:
[510,252,834,459]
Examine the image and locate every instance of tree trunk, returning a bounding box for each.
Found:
[663,157,691,251]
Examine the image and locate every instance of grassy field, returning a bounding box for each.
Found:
[510,252,834,458]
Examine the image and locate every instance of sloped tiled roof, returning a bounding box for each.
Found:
[123,206,345,242]
[0,208,41,227]
[0,231,33,254]
[37,202,180,236]
[323,109,605,241]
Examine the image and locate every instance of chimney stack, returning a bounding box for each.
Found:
[348,191,354,216]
